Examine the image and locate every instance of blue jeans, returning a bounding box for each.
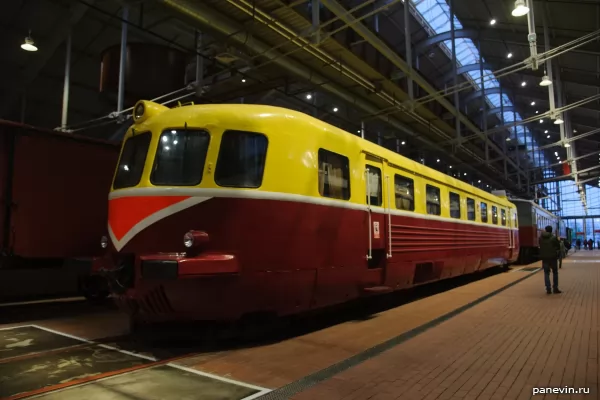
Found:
[542,258,558,290]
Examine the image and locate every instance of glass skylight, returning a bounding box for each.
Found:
[410,0,549,168]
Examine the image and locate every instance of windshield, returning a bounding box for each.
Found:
[151,129,210,186]
[113,132,151,189]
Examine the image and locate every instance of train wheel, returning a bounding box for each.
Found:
[81,275,110,303]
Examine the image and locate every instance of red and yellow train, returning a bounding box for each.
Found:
[94,100,519,328]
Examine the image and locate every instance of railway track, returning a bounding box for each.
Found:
[0,265,511,399]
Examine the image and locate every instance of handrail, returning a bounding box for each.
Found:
[386,174,392,259]
[366,168,372,261]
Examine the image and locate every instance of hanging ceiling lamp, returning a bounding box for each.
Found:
[512,0,530,17]
[20,31,37,52]
[540,75,552,86]
[554,116,564,124]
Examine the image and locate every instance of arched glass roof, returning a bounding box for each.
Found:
[410,0,550,169]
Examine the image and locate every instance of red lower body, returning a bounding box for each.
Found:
[96,196,519,323]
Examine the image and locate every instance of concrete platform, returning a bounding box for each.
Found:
[285,250,598,399]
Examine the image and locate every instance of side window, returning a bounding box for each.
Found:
[492,206,498,224]
[215,130,268,188]
[366,165,382,206]
[467,198,476,221]
[481,202,488,223]
[394,175,414,211]
[426,185,441,215]
[501,209,507,226]
[513,211,518,227]
[318,149,350,200]
[449,192,460,219]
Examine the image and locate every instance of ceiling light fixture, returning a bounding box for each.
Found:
[490,19,496,25]
[333,107,338,112]
[564,143,571,147]
[521,81,527,87]
[531,101,536,106]
[401,141,405,145]
[507,52,513,59]
[536,111,539,114]
[554,116,564,124]
[306,94,312,100]
[512,0,530,17]
[540,119,544,123]
[540,75,552,86]
[20,32,37,52]
[547,135,550,138]
[544,130,548,133]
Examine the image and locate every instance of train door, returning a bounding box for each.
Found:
[363,153,389,288]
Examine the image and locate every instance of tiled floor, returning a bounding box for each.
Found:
[290,251,598,399]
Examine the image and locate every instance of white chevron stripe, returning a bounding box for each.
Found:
[108,196,212,251]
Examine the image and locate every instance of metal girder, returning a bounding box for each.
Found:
[442,63,493,83]
[486,106,516,116]
[319,0,528,180]
[533,164,600,185]
[157,0,515,191]
[464,87,501,103]
[0,1,94,118]
[415,29,478,54]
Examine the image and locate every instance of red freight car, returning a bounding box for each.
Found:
[0,120,119,301]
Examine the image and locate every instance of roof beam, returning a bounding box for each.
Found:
[319,0,528,180]
[0,1,94,118]
[414,29,479,54]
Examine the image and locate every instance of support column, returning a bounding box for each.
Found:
[117,5,129,113]
[526,0,539,70]
[479,40,488,164]
[195,30,204,97]
[500,86,507,180]
[312,0,320,44]
[404,1,413,101]
[361,121,365,139]
[450,0,460,141]
[61,31,71,129]
[542,10,557,121]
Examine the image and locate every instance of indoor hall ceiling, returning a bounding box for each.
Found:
[1,0,598,194]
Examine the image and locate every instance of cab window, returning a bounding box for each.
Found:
[395,175,414,211]
[366,165,382,206]
[151,129,210,186]
[215,130,268,188]
[467,198,476,221]
[426,185,441,215]
[492,206,498,224]
[318,149,350,200]
[481,202,488,223]
[449,192,460,219]
[113,132,151,189]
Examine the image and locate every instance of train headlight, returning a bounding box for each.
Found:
[183,232,195,248]
[134,102,145,120]
[100,236,108,249]
[183,230,210,249]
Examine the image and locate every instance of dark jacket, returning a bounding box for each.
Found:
[539,232,561,260]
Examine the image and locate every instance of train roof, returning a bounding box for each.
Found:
[511,198,559,218]
[132,102,515,208]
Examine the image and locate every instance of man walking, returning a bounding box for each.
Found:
[539,225,562,294]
